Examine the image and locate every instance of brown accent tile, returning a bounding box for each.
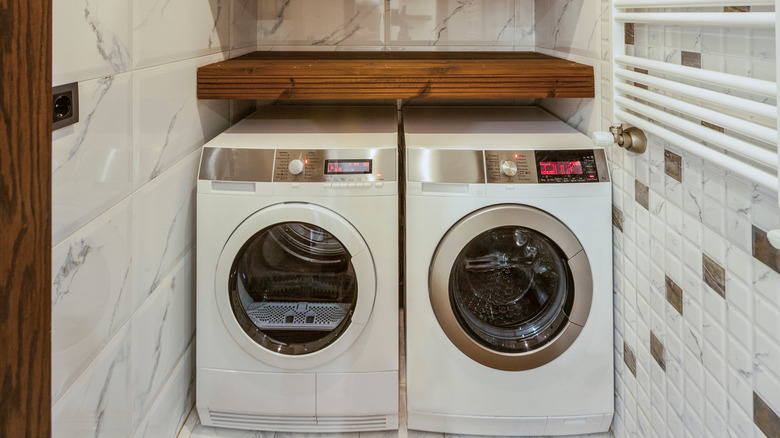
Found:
[633,68,649,89]
[703,253,726,298]
[625,23,635,45]
[613,205,624,232]
[623,342,637,377]
[635,179,650,210]
[682,51,702,68]
[665,276,684,315]
[701,121,725,133]
[725,6,751,12]
[753,226,780,274]
[650,331,666,372]
[664,149,683,183]
[754,392,780,437]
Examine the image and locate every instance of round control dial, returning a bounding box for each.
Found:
[288,159,305,175]
[501,160,518,177]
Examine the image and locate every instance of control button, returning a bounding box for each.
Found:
[363,182,372,188]
[375,181,384,188]
[501,160,518,177]
[288,159,305,175]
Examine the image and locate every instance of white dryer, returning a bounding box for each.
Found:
[196,106,399,432]
[403,106,614,436]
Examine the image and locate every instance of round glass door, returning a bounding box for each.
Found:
[449,226,573,353]
[229,222,357,356]
[429,204,593,371]
[214,203,376,369]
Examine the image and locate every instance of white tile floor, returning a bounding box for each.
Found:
[178,309,612,438]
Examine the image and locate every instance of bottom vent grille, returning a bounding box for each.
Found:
[208,410,389,432]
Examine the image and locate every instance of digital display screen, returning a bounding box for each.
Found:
[539,161,583,175]
[324,159,372,174]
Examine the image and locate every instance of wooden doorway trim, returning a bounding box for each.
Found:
[0,1,52,436]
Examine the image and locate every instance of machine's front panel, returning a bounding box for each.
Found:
[485,149,609,184]
[409,148,609,185]
[274,148,396,183]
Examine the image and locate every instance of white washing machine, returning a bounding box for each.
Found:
[196,106,399,432]
[403,106,614,436]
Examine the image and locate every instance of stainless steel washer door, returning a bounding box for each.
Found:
[429,204,593,371]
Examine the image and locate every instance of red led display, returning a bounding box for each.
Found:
[539,161,583,175]
[325,159,372,174]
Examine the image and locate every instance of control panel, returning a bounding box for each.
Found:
[273,148,396,183]
[485,149,609,184]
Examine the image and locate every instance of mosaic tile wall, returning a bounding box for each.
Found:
[609,6,780,437]
[50,1,257,436]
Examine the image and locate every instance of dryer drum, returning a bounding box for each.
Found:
[269,223,347,264]
[450,226,574,353]
[228,221,359,355]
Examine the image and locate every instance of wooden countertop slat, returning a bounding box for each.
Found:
[197,51,595,100]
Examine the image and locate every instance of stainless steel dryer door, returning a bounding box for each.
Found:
[429,204,593,371]
[215,203,376,370]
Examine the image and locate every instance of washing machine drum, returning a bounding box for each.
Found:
[430,204,593,371]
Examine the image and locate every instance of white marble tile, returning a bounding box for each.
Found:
[259,0,384,47]
[52,325,131,438]
[132,149,199,308]
[515,0,535,49]
[535,0,601,60]
[231,0,258,51]
[133,54,229,187]
[52,73,133,245]
[389,0,515,47]
[539,98,597,136]
[134,0,229,69]
[131,251,196,430]
[133,344,195,438]
[52,198,132,403]
[53,0,132,85]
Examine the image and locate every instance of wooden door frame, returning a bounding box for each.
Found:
[0,1,52,436]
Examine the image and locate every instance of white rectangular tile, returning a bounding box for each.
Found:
[53,0,132,85]
[230,0,258,51]
[52,325,131,438]
[132,149,199,308]
[52,198,132,403]
[133,344,195,438]
[134,0,230,69]
[131,251,196,430]
[389,0,513,47]
[260,0,384,47]
[52,73,133,245]
[133,54,230,188]
[535,0,601,59]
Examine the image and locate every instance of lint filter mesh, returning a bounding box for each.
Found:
[246,302,350,331]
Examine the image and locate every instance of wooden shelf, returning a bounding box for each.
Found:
[197,51,595,100]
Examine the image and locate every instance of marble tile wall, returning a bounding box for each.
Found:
[258,0,535,52]
[50,1,257,437]
[609,7,780,438]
